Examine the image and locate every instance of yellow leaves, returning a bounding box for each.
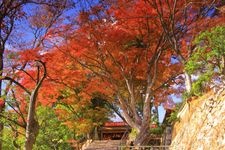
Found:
[72,119,93,135]
[55,103,108,136]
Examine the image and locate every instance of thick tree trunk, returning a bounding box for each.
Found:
[24,118,39,150]
[133,89,152,145]
[134,125,150,145]
[117,95,141,131]
[128,94,151,145]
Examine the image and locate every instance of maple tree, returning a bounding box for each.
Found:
[0,0,72,149]
[47,0,183,145]
[48,0,225,145]
[40,48,113,141]
[0,1,26,148]
[0,59,47,150]
[0,0,224,148]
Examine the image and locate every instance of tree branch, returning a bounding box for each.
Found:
[0,77,31,95]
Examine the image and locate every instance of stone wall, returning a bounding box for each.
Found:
[170,91,225,150]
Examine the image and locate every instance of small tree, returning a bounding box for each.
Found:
[0,60,47,150]
[0,1,72,149]
[185,26,225,95]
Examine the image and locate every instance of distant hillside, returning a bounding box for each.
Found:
[171,90,225,150]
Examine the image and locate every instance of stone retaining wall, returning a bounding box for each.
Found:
[171,91,225,150]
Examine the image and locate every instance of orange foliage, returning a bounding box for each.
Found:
[40,0,184,116]
[4,0,224,140]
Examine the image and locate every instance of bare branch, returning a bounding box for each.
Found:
[0,77,31,95]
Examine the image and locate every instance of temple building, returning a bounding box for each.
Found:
[95,119,172,146]
[98,122,130,140]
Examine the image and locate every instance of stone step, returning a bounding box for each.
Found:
[85,148,117,149]
[83,140,121,150]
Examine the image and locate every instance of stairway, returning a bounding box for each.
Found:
[82,140,121,150]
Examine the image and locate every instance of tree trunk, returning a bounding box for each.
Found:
[24,92,40,150]
[133,90,151,145]
[221,55,225,74]
[184,72,192,93]
[134,125,150,145]
[24,119,39,150]
[24,61,46,150]
[0,50,4,150]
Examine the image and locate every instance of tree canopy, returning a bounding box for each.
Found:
[0,0,225,148]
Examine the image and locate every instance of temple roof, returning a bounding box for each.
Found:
[103,122,128,127]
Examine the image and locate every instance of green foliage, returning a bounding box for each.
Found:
[55,103,110,139]
[166,111,179,124]
[191,72,213,96]
[182,91,193,100]
[1,128,19,150]
[149,127,163,135]
[166,103,181,124]
[185,26,225,95]
[1,125,26,149]
[33,106,73,150]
